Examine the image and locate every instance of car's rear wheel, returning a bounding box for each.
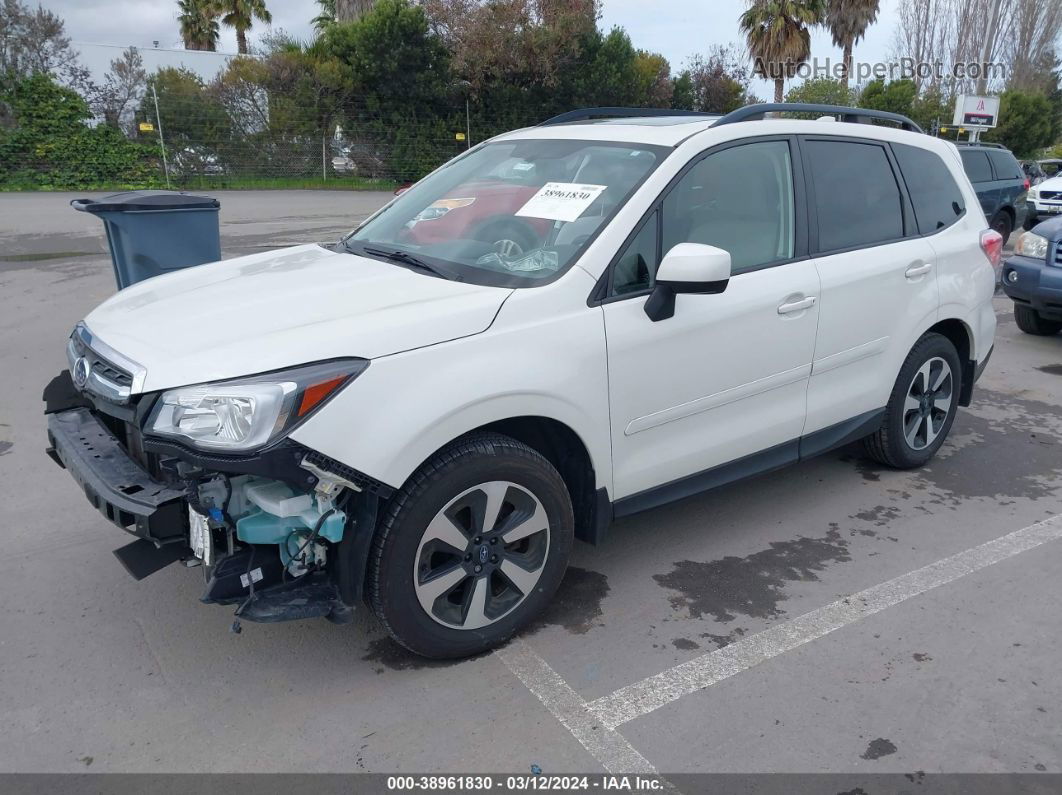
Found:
[367,433,574,659]
[1014,304,1062,336]
[990,211,1013,246]
[863,333,961,469]
[1022,213,1038,232]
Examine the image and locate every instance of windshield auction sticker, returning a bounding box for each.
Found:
[515,182,607,223]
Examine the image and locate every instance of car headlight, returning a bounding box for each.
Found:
[1014,231,1050,260]
[147,359,368,452]
[1029,189,1038,199]
[412,197,475,222]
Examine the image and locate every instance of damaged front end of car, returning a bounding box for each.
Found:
[43,324,390,629]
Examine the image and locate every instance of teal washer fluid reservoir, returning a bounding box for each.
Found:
[235,509,347,544]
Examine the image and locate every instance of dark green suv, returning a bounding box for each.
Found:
[957,143,1029,245]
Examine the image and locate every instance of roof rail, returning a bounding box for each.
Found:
[539,107,718,126]
[712,103,924,134]
[955,141,1007,149]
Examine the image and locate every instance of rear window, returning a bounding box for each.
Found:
[960,150,993,183]
[806,140,903,252]
[987,150,1022,180]
[893,144,966,234]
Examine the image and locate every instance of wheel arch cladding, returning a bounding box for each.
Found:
[926,317,975,406]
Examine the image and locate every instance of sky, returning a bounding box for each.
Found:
[50,0,901,96]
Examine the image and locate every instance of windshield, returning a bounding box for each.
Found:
[343,139,667,287]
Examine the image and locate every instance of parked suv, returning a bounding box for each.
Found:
[956,142,1028,243]
[1002,216,1062,335]
[44,104,998,658]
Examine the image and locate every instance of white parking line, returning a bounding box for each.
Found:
[495,638,658,774]
[587,514,1062,729]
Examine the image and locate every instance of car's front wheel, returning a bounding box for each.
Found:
[863,333,961,469]
[367,433,574,659]
[1014,304,1062,336]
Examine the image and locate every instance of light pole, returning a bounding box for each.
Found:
[452,79,472,150]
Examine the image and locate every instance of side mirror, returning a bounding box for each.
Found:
[644,243,731,322]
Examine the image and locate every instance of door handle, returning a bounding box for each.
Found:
[905,262,933,279]
[777,296,816,314]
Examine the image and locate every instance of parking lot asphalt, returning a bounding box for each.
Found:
[0,191,1059,774]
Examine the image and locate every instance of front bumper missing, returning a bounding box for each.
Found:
[46,408,188,545]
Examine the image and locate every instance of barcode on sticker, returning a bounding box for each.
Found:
[240,568,264,588]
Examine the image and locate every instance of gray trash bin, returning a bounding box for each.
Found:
[71,190,221,289]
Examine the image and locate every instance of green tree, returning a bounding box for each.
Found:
[858,78,916,115]
[177,0,220,51]
[740,0,823,103]
[983,91,1056,157]
[823,0,878,87]
[632,50,672,107]
[785,76,854,106]
[313,0,336,31]
[213,0,272,55]
[0,72,156,189]
[671,71,695,110]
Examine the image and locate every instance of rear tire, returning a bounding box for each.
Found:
[863,333,961,469]
[1023,213,1038,232]
[990,211,1013,246]
[367,433,574,659]
[1014,304,1062,336]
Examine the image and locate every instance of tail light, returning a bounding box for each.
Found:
[1024,177,1031,191]
[980,228,1003,269]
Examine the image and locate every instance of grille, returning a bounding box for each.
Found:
[1055,243,1062,267]
[1041,190,1059,200]
[70,334,134,393]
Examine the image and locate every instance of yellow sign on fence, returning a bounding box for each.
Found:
[455,132,466,141]
[139,122,155,132]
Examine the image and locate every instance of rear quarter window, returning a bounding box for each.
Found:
[960,150,993,183]
[893,144,966,234]
[987,150,1023,181]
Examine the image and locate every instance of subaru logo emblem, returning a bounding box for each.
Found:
[478,545,489,564]
[72,356,91,389]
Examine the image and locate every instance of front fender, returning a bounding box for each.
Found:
[290,280,612,496]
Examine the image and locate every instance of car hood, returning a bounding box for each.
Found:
[83,244,511,392]
[1036,175,1062,192]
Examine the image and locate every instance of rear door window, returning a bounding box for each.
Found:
[960,150,993,183]
[805,139,904,252]
[893,144,966,234]
[987,150,1022,180]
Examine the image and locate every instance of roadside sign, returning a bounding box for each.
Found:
[455,132,466,141]
[139,122,155,132]
[952,95,999,129]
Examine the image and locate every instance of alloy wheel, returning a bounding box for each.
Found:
[903,357,954,450]
[413,481,550,630]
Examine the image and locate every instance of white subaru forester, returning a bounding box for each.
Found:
[45,104,999,658]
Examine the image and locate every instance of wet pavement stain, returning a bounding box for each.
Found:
[918,392,1062,501]
[361,637,462,673]
[671,637,700,651]
[0,441,11,456]
[529,566,610,635]
[861,738,898,760]
[653,529,851,622]
[839,454,883,482]
[852,506,900,526]
[1036,364,1062,376]
[700,626,747,649]
[912,652,932,662]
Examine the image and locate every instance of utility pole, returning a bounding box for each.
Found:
[151,82,171,190]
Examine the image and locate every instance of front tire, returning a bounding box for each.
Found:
[1014,304,1062,336]
[367,433,574,659]
[863,333,961,469]
[990,211,1013,246]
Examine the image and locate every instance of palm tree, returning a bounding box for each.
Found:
[740,0,824,103]
[313,0,337,32]
[178,0,220,51]
[212,0,272,54]
[824,0,879,87]
[335,0,374,23]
